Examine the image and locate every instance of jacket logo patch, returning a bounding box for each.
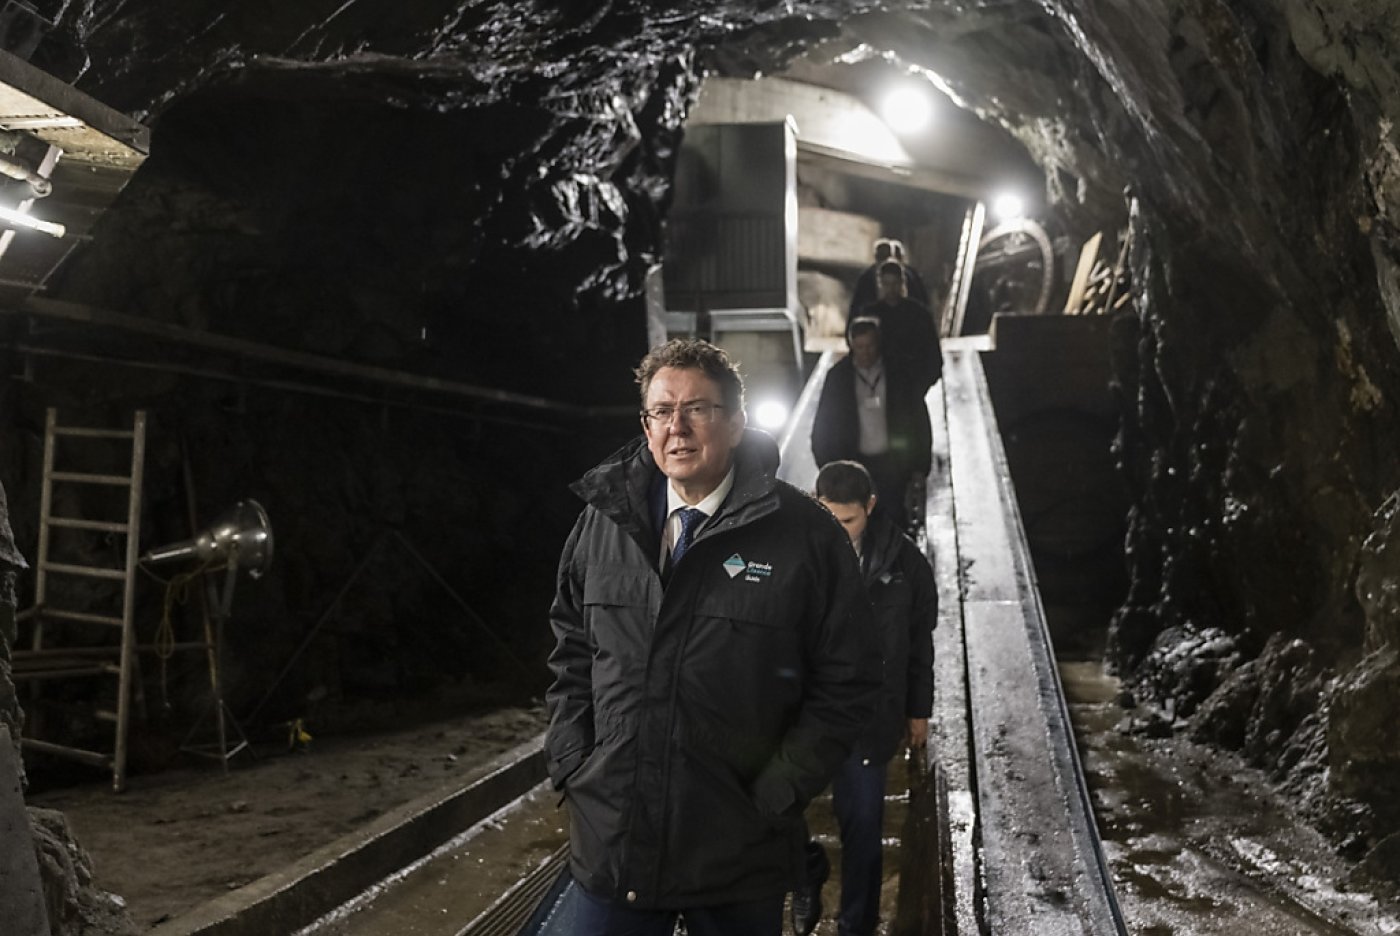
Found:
[724,554,773,583]
[742,560,773,583]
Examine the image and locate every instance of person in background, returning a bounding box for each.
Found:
[790,459,938,936]
[811,317,932,531]
[848,238,930,318]
[860,259,942,398]
[546,338,881,936]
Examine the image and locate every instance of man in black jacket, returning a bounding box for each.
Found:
[546,339,881,936]
[811,318,933,530]
[791,460,938,936]
[848,239,930,317]
[860,259,941,397]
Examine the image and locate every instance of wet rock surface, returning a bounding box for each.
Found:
[0,0,1399,927]
[29,807,137,936]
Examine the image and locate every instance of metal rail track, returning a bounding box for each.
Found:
[161,341,1125,936]
[779,339,1127,935]
[937,341,1127,935]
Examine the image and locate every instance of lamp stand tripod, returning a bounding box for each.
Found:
[180,560,251,769]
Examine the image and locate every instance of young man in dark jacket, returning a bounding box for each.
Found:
[792,460,938,936]
[546,339,882,936]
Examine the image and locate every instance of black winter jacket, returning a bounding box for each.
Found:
[853,510,937,765]
[545,430,881,908]
[858,297,943,394]
[848,264,930,317]
[811,355,934,477]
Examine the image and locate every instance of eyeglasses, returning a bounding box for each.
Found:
[640,401,727,427]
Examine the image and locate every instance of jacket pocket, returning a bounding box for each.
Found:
[690,589,788,630]
[682,590,802,770]
[582,565,656,688]
[582,564,654,608]
[565,731,634,891]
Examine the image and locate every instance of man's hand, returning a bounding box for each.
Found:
[907,718,929,750]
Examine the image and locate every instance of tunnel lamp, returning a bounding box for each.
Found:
[880,85,934,134]
[0,204,64,238]
[753,400,790,432]
[991,192,1025,222]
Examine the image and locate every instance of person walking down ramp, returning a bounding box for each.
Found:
[791,460,938,936]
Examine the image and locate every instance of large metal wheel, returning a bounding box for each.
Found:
[960,218,1055,334]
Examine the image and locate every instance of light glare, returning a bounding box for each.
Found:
[992,192,1025,221]
[880,86,933,134]
[754,400,790,431]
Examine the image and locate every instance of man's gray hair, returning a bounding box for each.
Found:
[635,339,746,413]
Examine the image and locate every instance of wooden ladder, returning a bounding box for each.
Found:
[13,408,146,792]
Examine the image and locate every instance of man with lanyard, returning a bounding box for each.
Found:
[811,317,933,530]
[546,338,881,936]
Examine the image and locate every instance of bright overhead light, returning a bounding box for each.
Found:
[992,192,1025,221]
[880,86,933,134]
[753,400,789,432]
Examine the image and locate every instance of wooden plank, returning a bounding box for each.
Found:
[1062,232,1103,315]
[19,736,110,767]
[40,561,127,580]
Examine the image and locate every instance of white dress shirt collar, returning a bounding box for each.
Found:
[667,465,735,522]
[662,465,735,561]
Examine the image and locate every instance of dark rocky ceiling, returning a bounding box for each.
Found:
[4,0,1400,885]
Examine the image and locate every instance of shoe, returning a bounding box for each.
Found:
[791,841,829,935]
[790,880,822,935]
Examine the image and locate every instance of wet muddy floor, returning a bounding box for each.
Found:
[798,756,915,936]
[297,755,918,935]
[49,666,1400,935]
[1063,661,1400,936]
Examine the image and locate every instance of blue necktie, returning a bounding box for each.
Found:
[672,507,704,564]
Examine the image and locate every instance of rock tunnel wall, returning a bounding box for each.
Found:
[0,0,1397,871]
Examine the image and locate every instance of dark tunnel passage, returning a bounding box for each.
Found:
[2,1,1400,932]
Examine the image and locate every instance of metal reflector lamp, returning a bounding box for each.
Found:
[141,499,273,577]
